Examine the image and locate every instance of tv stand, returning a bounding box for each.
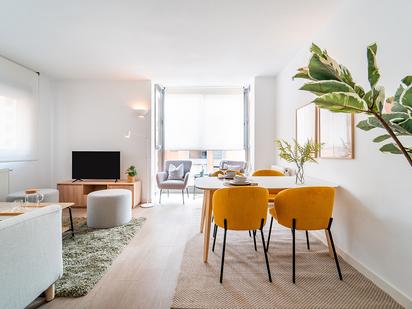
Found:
[57,179,141,208]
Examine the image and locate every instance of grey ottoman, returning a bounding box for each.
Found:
[6,188,59,203]
[87,189,132,228]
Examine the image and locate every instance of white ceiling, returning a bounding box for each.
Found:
[0,0,342,84]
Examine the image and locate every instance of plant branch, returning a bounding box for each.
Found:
[372,111,412,167]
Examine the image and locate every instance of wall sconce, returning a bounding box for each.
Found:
[135,109,148,118]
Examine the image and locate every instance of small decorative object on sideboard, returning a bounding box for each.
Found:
[125,165,137,183]
[275,139,321,184]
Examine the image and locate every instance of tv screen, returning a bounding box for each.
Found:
[72,151,120,180]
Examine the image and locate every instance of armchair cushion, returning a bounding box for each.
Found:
[168,163,184,180]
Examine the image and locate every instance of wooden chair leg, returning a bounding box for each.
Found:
[182,190,185,204]
[220,219,228,283]
[159,189,162,204]
[45,284,55,302]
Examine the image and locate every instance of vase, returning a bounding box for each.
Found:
[295,164,304,184]
[127,175,135,183]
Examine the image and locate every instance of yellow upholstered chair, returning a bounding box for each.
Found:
[252,169,284,202]
[212,186,272,283]
[268,187,342,283]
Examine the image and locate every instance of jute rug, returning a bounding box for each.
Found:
[56,217,146,297]
[172,226,402,308]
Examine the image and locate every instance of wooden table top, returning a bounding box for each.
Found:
[195,176,338,190]
[0,202,75,217]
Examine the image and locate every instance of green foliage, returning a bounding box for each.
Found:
[275,139,321,166]
[295,43,412,167]
[125,165,137,177]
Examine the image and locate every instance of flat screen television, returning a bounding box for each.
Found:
[72,151,120,180]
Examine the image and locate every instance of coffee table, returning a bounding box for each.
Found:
[0,202,76,238]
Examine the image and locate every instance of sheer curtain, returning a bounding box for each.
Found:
[0,56,39,162]
[164,88,244,150]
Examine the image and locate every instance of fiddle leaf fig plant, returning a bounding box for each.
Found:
[294,43,412,168]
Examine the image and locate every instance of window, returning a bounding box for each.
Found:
[162,87,248,174]
[0,56,38,162]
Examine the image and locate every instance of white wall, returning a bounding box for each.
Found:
[253,76,277,170]
[53,80,152,201]
[270,0,412,306]
[0,74,55,194]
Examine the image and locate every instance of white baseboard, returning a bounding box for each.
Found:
[311,231,411,308]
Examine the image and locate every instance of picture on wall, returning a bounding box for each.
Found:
[296,103,317,145]
[318,109,354,159]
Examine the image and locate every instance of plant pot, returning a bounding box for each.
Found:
[127,175,136,183]
[295,165,305,184]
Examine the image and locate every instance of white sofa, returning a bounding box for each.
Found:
[0,205,63,309]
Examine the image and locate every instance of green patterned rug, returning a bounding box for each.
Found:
[56,217,146,297]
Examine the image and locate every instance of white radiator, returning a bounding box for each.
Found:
[0,169,11,202]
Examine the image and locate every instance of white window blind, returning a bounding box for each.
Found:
[0,56,38,162]
[164,88,244,150]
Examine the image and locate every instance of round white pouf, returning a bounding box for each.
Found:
[87,189,132,228]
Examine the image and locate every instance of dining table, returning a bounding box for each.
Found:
[195,175,338,263]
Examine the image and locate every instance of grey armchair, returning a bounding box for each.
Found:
[156,160,192,204]
[219,160,247,173]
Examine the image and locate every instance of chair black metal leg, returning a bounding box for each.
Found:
[253,230,257,251]
[327,218,343,280]
[212,224,218,252]
[248,230,251,237]
[186,187,189,198]
[220,219,228,283]
[292,218,296,284]
[266,217,273,251]
[159,189,163,204]
[260,219,272,282]
[182,190,185,204]
[305,230,310,250]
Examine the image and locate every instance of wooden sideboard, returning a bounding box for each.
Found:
[57,180,141,208]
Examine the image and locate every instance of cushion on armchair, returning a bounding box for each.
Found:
[168,163,184,180]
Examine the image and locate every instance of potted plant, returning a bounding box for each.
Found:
[294,43,412,168]
[275,139,321,184]
[125,165,137,183]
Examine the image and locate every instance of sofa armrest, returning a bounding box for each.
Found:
[156,172,168,186]
[0,205,63,309]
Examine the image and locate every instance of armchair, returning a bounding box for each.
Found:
[156,160,192,204]
[219,160,247,173]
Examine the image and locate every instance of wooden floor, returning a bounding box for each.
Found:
[42,194,202,309]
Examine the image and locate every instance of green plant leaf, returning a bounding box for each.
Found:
[375,86,385,113]
[310,43,323,56]
[357,119,376,131]
[308,54,342,81]
[380,143,402,154]
[401,75,412,86]
[314,92,368,113]
[367,43,380,88]
[299,80,355,95]
[400,85,412,108]
[293,67,312,80]
[373,134,391,143]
